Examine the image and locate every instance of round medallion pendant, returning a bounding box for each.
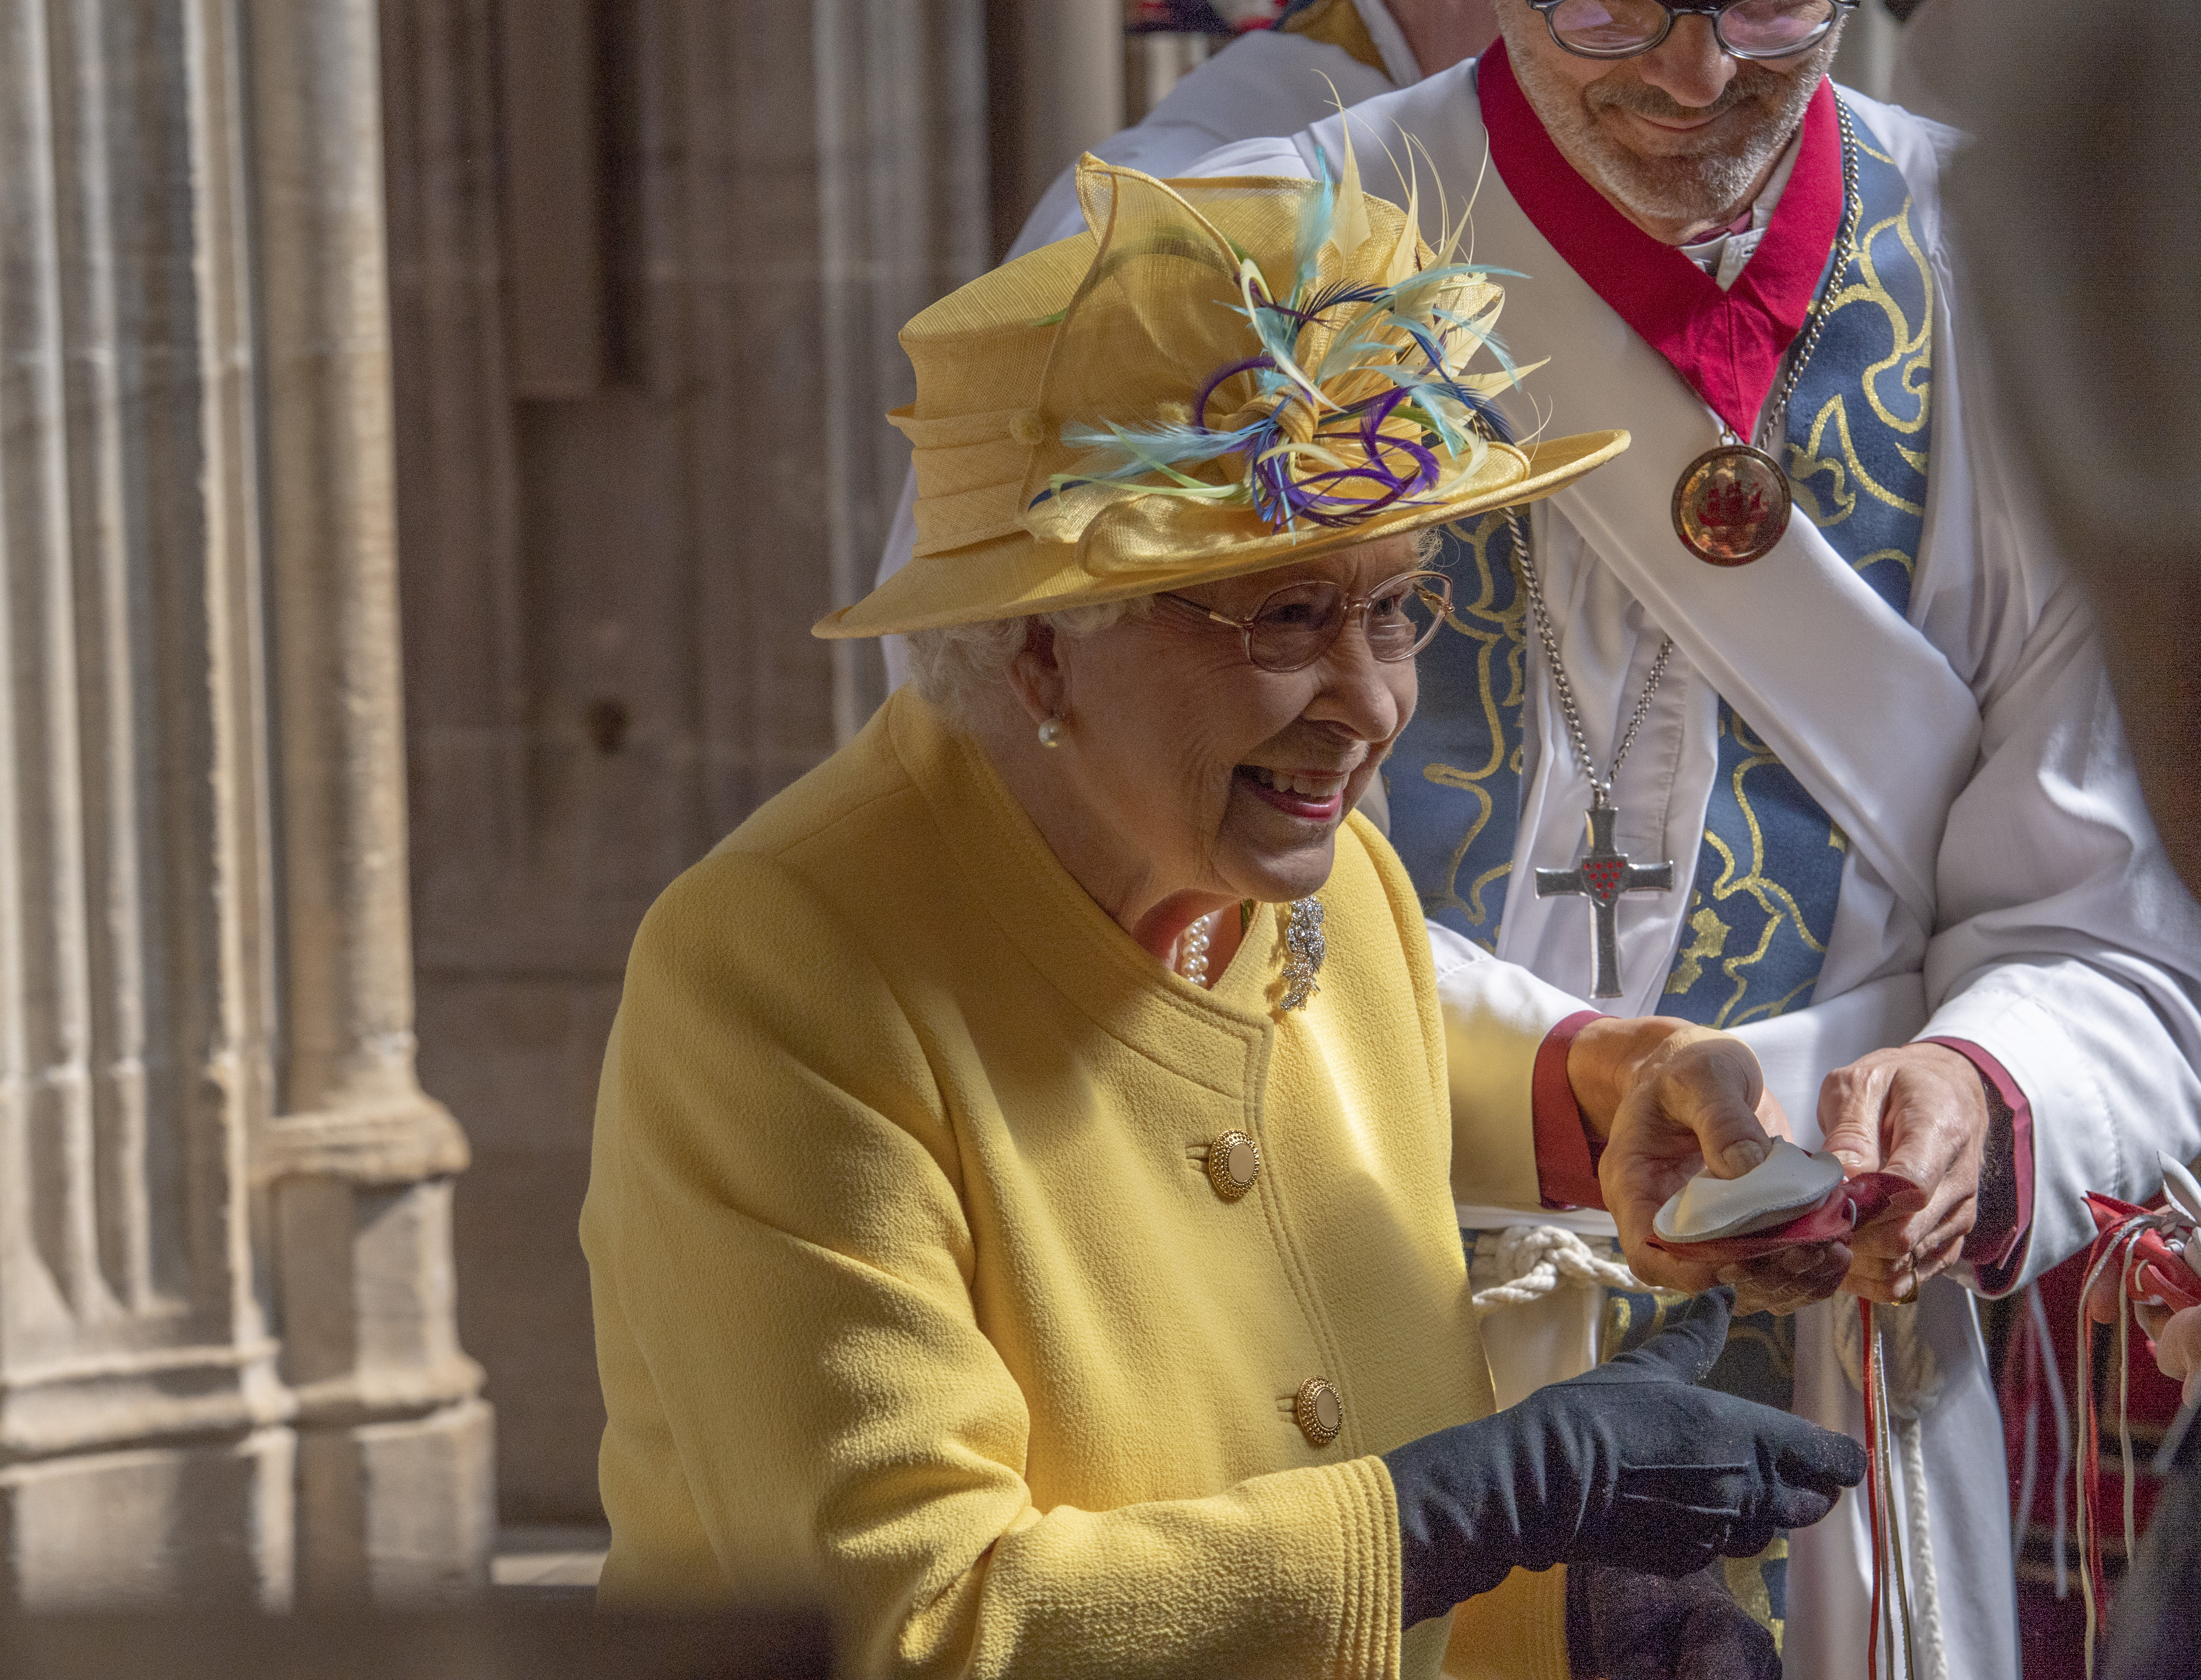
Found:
[1672,443,1792,566]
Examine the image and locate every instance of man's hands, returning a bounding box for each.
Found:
[1816,1043,1987,1303]
[1569,1026,1997,1313]
[1570,1019,1850,1316]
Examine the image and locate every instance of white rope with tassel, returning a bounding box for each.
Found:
[1470,1224,1640,1318]
[1898,1413,1948,1680]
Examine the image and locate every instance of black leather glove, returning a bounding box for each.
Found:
[1566,1562,1780,1680]
[1384,1286,1867,1626]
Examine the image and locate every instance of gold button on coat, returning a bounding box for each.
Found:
[1295,1377,1343,1447]
[1206,1130,1261,1201]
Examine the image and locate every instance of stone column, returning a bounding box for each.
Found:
[0,0,292,1609]
[1833,0,1904,102]
[380,0,991,1526]
[984,0,1125,253]
[814,0,990,737]
[0,0,486,1608]
[246,0,490,1604]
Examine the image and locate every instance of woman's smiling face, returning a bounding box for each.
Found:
[1025,533,1425,919]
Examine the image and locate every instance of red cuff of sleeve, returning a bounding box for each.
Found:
[1920,1036,2034,1290]
[1534,1010,1609,1211]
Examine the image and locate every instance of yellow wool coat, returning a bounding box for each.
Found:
[582,689,1569,1680]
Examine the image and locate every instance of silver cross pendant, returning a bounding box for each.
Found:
[1534,802,1674,999]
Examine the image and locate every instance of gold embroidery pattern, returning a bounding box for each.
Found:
[1725,1539,1792,1653]
[1275,0,1390,75]
[1667,715,1837,1028]
[1667,905,1731,994]
[1415,513,1527,945]
[1787,191,1934,533]
[1665,115,1930,1030]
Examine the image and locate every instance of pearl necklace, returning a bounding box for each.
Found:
[1171,911,1220,987]
[1165,901,1326,1008]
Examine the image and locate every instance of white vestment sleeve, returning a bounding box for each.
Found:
[1432,921,1591,1214]
[1016,33,1391,258]
[1912,314,2201,1293]
[1916,580,2201,1291]
[1183,134,1321,181]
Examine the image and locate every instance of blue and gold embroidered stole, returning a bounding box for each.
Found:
[1390,105,1933,1030]
[1662,113,1931,1025]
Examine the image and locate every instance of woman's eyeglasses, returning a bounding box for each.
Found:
[1158,570,1453,674]
[1528,0,1855,61]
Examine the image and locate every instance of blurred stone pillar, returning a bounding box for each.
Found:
[0,0,486,1609]
[985,0,1125,255]
[246,0,491,1604]
[815,0,991,737]
[0,0,293,1609]
[1832,0,1904,103]
[380,0,990,1527]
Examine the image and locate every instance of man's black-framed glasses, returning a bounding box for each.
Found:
[1158,570,1454,674]
[1528,0,1857,60]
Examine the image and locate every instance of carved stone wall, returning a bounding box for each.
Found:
[381,0,989,1524]
[0,0,487,1607]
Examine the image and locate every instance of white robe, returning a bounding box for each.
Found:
[1194,64,2201,1680]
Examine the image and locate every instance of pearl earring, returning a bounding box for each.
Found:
[1037,716,1066,748]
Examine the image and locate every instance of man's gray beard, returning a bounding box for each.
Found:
[1508,35,1839,231]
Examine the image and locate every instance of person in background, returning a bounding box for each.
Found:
[587,158,1864,1679]
[1957,11,2201,1669]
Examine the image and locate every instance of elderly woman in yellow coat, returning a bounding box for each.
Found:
[582,157,1864,1680]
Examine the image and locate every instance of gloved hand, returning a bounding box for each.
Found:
[1385,1286,1866,1625]
[1566,1562,1779,1680]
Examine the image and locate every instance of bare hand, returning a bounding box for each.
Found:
[1576,1020,1851,1317]
[2085,1274,2201,1404]
[2158,1307,2201,1405]
[1816,1043,1985,1304]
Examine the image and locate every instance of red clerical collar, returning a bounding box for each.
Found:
[1478,39,1843,439]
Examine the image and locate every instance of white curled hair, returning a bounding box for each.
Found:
[904,598,1152,734]
[903,524,1446,732]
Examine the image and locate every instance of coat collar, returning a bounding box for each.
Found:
[884,689,1292,1088]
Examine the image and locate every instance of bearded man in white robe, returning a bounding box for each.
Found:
[1167,5,2201,1677]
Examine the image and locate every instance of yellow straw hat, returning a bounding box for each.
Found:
[815,152,1628,640]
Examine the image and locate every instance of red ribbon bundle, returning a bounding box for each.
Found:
[2083,1193,2201,1315]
